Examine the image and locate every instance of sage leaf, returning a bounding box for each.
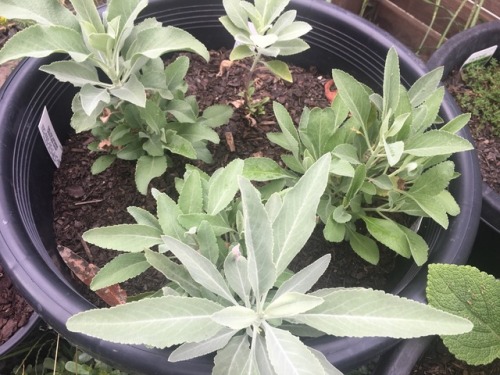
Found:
[440,113,471,134]
[222,0,249,30]
[71,0,104,33]
[67,296,225,348]
[106,0,148,34]
[408,66,443,107]
[224,250,251,304]
[40,61,101,87]
[427,264,500,365]
[109,74,147,108]
[263,60,293,82]
[362,217,411,258]
[347,228,380,265]
[126,206,161,230]
[293,288,473,338]
[309,348,343,375]
[91,155,116,175]
[197,221,220,265]
[178,170,204,214]
[82,224,162,252]
[243,157,295,181]
[331,69,370,127]
[264,292,323,319]
[275,21,312,41]
[212,306,258,330]
[213,335,252,375]
[80,84,110,116]
[382,47,400,119]
[200,105,233,128]
[155,191,185,240]
[91,253,149,291]
[255,334,278,375]
[405,130,473,156]
[207,159,244,215]
[135,155,168,195]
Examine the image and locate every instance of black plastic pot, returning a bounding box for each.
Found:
[427,21,500,234]
[0,1,482,374]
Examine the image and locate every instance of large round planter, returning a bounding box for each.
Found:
[0,1,482,374]
[427,21,500,234]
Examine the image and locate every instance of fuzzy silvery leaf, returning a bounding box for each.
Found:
[109,74,147,108]
[301,108,338,158]
[224,248,251,304]
[106,0,147,35]
[409,161,455,196]
[293,288,473,338]
[255,335,277,375]
[382,48,400,119]
[165,99,198,123]
[264,292,323,319]
[71,0,104,33]
[427,264,500,365]
[0,0,78,30]
[90,253,149,291]
[91,155,116,175]
[263,60,292,82]
[440,113,471,134]
[332,144,360,165]
[197,221,220,265]
[308,348,343,375]
[398,225,429,266]
[154,191,185,240]
[162,235,238,305]
[271,39,310,56]
[272,154,331,275]
[83,224,163,252]
[412,88,445,133]
[405,192,449,228]
[271,102,300,155]
[255,0,290,26]
[0,25,90,64]
[169,327,238,362]
[80,84,110,116]
[280,154,305,174]
[265,193,283,224]
[39,61,102,87]
[70,93,104,132]
[163,133,197,159]
[207,159,244,215]
[178,214,233,236]
[331,206,351,224]
[178,170,204,214]
[331,69,371,127]
[144,249,202,298]
[274,21,311,41]
[67,296,225,348]
[239,177,276,297]
[168,123,220,145]
[263,323,326,375]
[405,130,473,156]
[324,217,345,243]
[222,0,249,30]
[408,66,443,107]
[229,44,256,60]
[386,113,411,138]
[243,157,294,181]
[213,335,253,375]
[329,159,355,177]
[126,26,209,62]
[219,16,248,40]
[212,306,258,330]
[268,9,296,34]
[135,155,168,195]
[436,190,460,216]
[127,206,161,230]
[343,164,366,206]
[383,139,405,167]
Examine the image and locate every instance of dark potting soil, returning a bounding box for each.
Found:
[52,49,397,308]
[0,265,33,346]
[444,69,500,194]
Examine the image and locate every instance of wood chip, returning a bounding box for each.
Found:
[225,131,236,152]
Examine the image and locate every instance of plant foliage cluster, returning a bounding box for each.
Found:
[0,0,480,374]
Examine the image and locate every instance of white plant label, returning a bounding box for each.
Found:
[38,107,63,168]
[461,45,498,70]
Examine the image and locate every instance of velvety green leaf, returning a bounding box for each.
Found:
[427,264,500,365]
[144,249,202,298]
[263,323,326,375]
[436,190,460,216]
[243,157,295,181]
[362,217,411,258]
[268,10,296,34]
[332,144,360,165]
[408,66,443,107]
[127,26,209,62]
[0,0,79,30]
[169,327,238,362]
[399,225,429,266]
[274,255,331,300]
[329,158,355,177]
[70,93,103,132]
[199,105,233,128]
[405,130,473,156]
[80,84,110,116]
[275,22,311,41]
[139,99,167,133]
[106,0,147,34]
[239,177,276,297]
[222,0,249,30]
[405,192,449,228]
[91,155,116,175]
[256,0,290,26]
[163,133,197,159]
[272,154,331,275]
[165,99,197,123]
[178,170,204,214]
[0,24,91,65]
[83,224,162,252]
[135,155,168,195]
[207,159,244,215]
[293,288,473,338]
[71,0,104,33]
[413,87,445,133]
[344,164,366,206]
[347,228,380,265]
[229,44,255,61]
[324,217,346,243]
[162,235,238,305]
[255,334,278,375]
[409,161,455,196]
[91,253,149,290]
[197,221,220,265]
[154,191,185,240]
[67,296,225,348]
[110,74,147,107]
[309,348,344,375]
[439,113,471,134]
[263,60,292,82]
[127,206,161,230]
[331,206,352,224]
[272,39,310,56]
[384,139,404,167]
[212,306,258,330]
[265,292,323,318]
[272,101,300,155]
[178,214,233,236]
[40,61,101,87]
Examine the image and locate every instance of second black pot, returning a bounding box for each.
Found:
[0,1,482,374]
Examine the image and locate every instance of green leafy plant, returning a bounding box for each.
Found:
[0,0,232,194]
[427,263,500,366]
[67,154,472,375]
[219,0,312,113]
[258,47,473,265]
[455,57,500,138]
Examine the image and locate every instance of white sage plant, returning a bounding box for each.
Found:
[253,47,474,265]
[219,0,312,114]
[0,0,232,194]
[67,154,472,375]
